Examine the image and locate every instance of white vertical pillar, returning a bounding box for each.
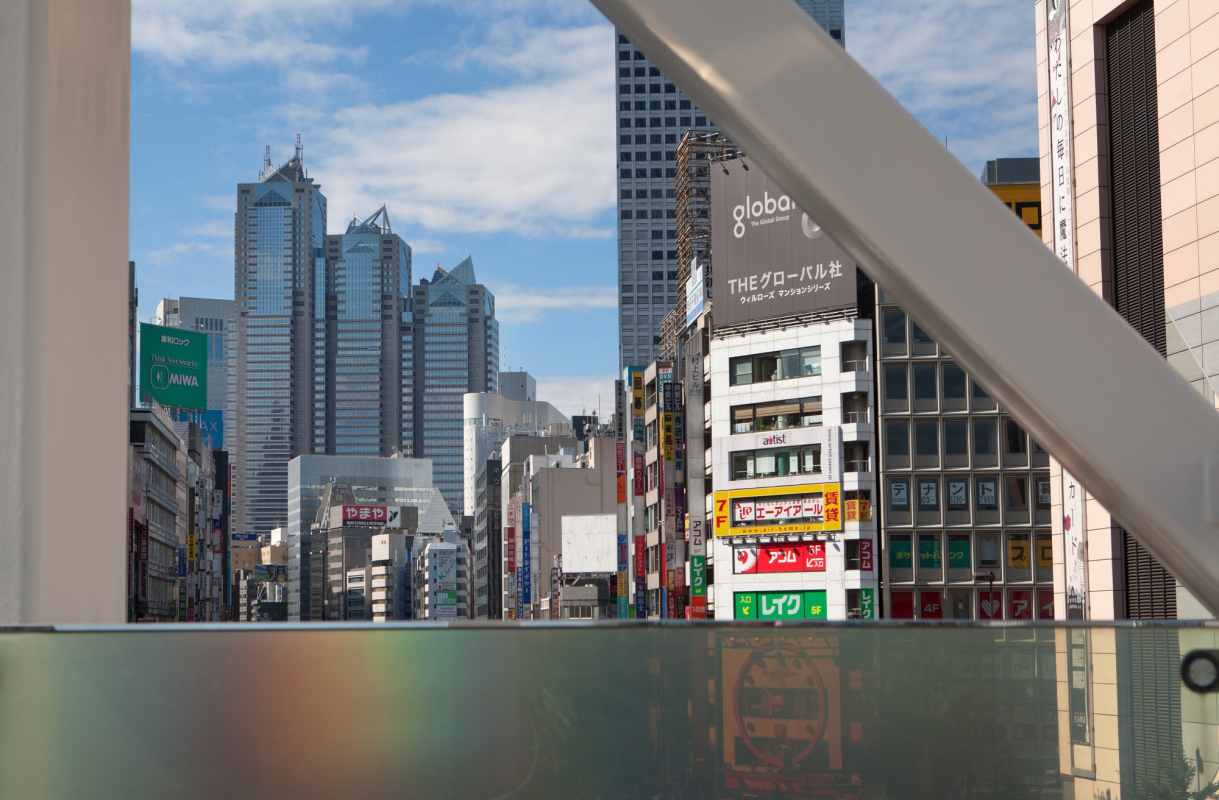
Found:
[0,0,130,624]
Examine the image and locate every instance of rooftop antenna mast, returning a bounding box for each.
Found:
[263,145,271,171]
[295,133,302,162]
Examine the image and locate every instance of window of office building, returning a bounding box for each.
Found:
[731,443,822,480]
[731,397,822,433]
[729,346,821,385]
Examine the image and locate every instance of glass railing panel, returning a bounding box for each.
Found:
[2,623,1218,799]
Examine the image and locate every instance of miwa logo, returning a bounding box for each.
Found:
[160,335,191,346]
[150,365,199,390]
[732,191,793,237]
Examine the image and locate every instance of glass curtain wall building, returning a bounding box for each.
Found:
[409,257,499,515]
[316,206,411,457]
[615,0,844,369]
[230,142,327,536]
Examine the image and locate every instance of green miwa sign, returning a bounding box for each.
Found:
[140,323,207,411]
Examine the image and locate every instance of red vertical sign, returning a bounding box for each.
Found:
[890,591,914,619]
[919,591,943,619]
[858,539,873,572]
[633,454,644,495]
[978,590,1003,620]
[1037,590,1055,620]
[1008,590,1033,620]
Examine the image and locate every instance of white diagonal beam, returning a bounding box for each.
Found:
[591,0,1219,615]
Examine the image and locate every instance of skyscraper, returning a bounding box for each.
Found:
[614,0,844,369]
[409,258,499,514]
[316,206,411,456]
[230,140,327,536]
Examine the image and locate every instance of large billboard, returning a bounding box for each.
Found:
[711,161,857,327]
[561,514,617,574]
[713,482,841,538]
[139,323,207,410]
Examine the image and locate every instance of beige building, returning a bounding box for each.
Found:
[1035,0,1219,795]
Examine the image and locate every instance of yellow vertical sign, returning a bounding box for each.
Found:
[187,534,196,562]
[1007,535,1030,568]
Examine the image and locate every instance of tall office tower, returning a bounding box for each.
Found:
[315,206,412,456]
[614,0,844,369]
[409,257,499,514]
[154,297,235,415]
[230,140,327,536]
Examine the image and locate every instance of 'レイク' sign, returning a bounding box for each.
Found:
[339,505,401,527]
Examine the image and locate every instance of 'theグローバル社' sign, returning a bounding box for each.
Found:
[711,162,857,327]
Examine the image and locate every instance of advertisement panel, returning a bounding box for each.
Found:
[713,483,841,537]
[733,543,826,574]
[634,535,646,619]
[859,588,876,619]
[630,370,645,445]
[560,514,617,573]
[339,505,401,527]
[231,532,259,542]
[139,323,208,410]
[859,539,873,572]
[614,379,626,442]
[685,258,705,327]
[733,592,828,620]
[434,549,457,592]
[253,564,287,582]
[522,503,531,610]
[710,162,857,328]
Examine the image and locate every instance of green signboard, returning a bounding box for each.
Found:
[690,555,706,597]
[859,588,876,619]
[802,590,828,620]
[140,323,207,411]
[919,537,942,568]
[890,537,912,569]
[436,590,457,606]
[735,593,757,619]
[948,537,971,568]
[735,591,829,620]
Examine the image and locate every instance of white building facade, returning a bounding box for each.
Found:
[462,376,569,516]
[707,318,877,620]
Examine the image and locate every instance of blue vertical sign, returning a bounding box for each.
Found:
[522,503,532,610]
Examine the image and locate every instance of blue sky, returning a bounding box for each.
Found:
[130,0,1038,418]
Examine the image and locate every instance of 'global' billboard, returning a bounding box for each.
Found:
[711,161,857,327]
[140,323,208,410]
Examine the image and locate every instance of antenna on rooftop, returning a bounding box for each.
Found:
[295,133,302,162]
[264,145,271,171]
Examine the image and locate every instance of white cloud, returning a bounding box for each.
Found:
[490,283,617,323]
[199,195,233,211]
[145,240,226,267]
[311,23,616,237]
[186,220,233,238]
[406,238,450,255]
[536,373,618,420]
[131,0,383,70]
[848,0,1038,174]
